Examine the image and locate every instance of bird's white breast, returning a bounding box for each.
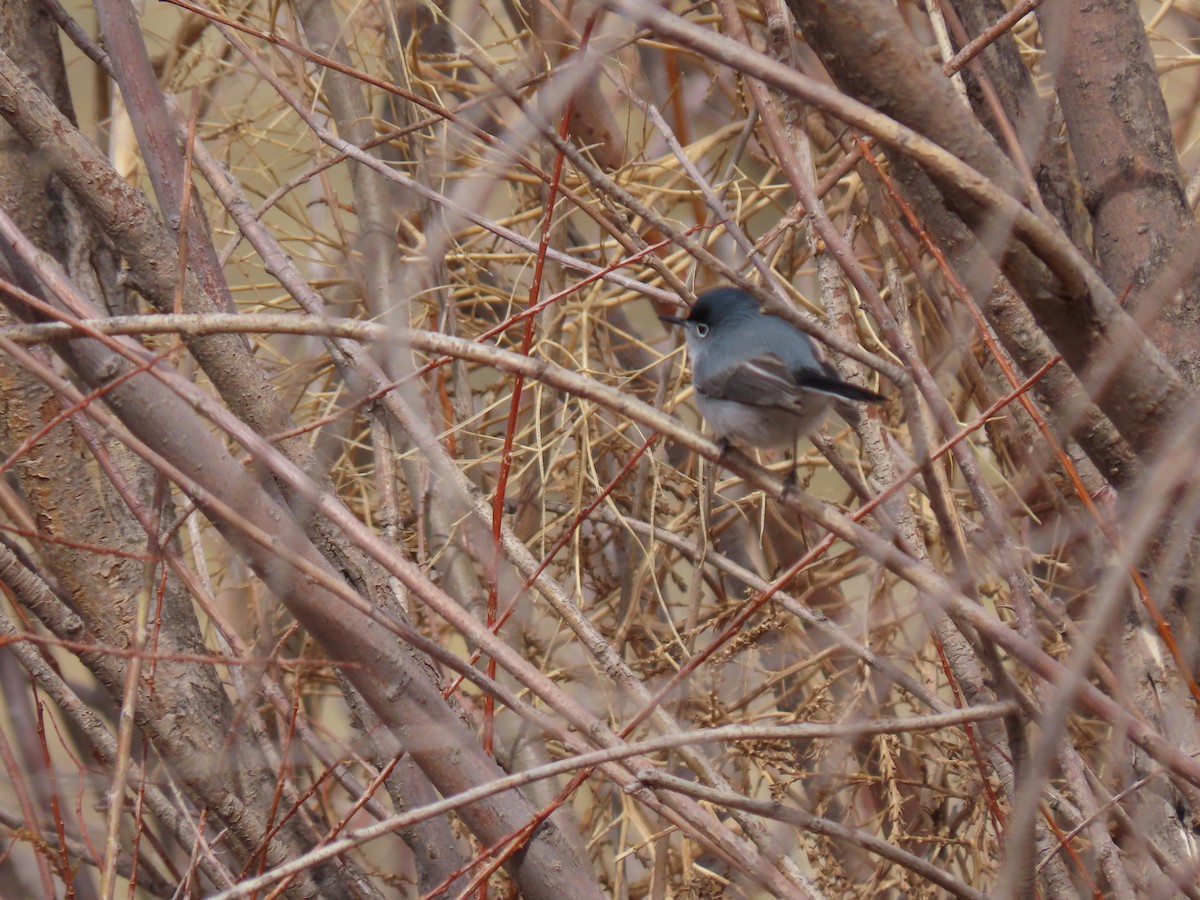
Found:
[694,393,832,450]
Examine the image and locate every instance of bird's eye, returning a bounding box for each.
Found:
[695,323,709,338]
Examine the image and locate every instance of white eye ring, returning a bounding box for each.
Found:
[695,323,710,338]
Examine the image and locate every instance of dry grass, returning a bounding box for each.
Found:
[2,0,1199,897]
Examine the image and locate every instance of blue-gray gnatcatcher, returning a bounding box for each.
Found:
[660,287,884,464]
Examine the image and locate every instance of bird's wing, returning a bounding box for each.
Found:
[697,352,885,407]
[694,352,806,411]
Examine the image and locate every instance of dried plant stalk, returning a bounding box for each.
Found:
[0,0,1198,897]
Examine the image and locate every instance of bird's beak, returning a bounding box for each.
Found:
[658,314,687,326]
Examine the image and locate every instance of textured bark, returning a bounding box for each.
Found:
[1037,10,1200,870]
[1039,0,1200,386]
[340,677,472,898]
[0,3,346,896]
[13,287,604,900]
[948,0,1087,243]
[0,9,600,897]
[785,0,1187,465]
[784,0,1200,890]
[0,21,606,887]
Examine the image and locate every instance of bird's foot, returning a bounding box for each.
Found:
[780,482,800,502]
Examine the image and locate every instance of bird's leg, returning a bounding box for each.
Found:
[716,436,732,461]
[782,438,800,499]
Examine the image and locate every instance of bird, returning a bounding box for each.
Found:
[659,286,884,476]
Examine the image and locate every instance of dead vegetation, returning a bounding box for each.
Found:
[0,0,1199,897]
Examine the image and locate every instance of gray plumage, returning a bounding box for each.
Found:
[660,287,883,451]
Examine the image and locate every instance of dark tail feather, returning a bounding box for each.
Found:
[797,370,885,404]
